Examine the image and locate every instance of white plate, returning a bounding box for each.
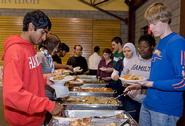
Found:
[78,75,97,79]
[119,76,147,83]
[73,67,83,73]
[63,76,75,81]
[50,76,75,84]
[63,69,73,73]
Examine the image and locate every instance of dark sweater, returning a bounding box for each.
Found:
[67,56,88,74]
[52,54,62,64]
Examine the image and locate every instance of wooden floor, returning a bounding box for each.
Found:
[0,85,8,126]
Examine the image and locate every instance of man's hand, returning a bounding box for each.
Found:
[43,73,54,85]
[112,75,119,81]
[67,65,73,71]
[51,103,65,116]
[137,81,153,88]
[124,84,142,95]
[123,81,153,95]
[99,67,106,71]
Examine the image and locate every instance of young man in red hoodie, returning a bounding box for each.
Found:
[2,10,64,126]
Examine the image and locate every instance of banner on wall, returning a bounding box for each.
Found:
[0,0,96,10]
[0,0,40,5]
[0,0,128,11]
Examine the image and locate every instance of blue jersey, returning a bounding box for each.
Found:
[144,32,185,117]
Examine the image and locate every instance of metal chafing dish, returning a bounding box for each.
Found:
[49,110,135,126]
[80,83,108,88]
[64,110,127,118]
[69,87,115,97]
[69,92,114,97]
[77,75,100,83]
[49,117,128,126]
[77,75,97,80]
[59,96,122,110]
[64,104,121,110]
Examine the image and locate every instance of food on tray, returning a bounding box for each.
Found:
[51,71,65,80]
[54,69,65,74]
[116,113,124,119]
[70,118,91,126]
[66,96,118,105]
[72,87,113,92]
[122,74,143,80]
[105,122,117,126]
[69,78,84,84]
[53,69,72,77]
[53,74,64,80]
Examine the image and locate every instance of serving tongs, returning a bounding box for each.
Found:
[106,93,125,104]
[115,93,126,99]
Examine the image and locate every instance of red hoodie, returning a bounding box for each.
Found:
[2,35,55,126]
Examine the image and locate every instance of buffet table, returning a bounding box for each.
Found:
[48,75,138,126]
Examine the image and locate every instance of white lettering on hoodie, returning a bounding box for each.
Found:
[28,55,40,69]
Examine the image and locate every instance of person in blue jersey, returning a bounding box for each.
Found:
[124,2,185,126]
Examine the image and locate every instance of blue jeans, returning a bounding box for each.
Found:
[139,105,179,126]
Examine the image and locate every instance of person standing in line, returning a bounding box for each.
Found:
[124,3,185,126]
[37,33,60,74]
[67,45,88,74]
[97,48,113,82]
[88,46,101,75]
[107,36,125,96]
[111,42,139,81]
[2,10,64,126]
[52,43,69,64]
[111,36,124,67]
[52,42,73,70]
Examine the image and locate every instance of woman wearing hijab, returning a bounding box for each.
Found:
[122,43,139,75]
[111,42,138,80]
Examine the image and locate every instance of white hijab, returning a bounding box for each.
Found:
[123,43,138,67]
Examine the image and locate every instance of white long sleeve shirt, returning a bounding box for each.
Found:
[88,52,101,70]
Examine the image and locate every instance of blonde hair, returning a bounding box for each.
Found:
[144,2,172,24]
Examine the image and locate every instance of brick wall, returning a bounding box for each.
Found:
[135,0,181,43]
[0,9,128,42]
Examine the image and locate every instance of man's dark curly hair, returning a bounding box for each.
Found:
[138,34,156,47]
[22,10,51,31]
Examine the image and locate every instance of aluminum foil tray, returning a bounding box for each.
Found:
[49,117,129,126]
[80,83,108,88]
[49,117,128,126]
[69,91,114,97]
[77,75,101,83]
[49,110,138,126]
[77,75,97,79]
[64,110,126,118]
[60,96,121,110]
[64,104,121,110]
